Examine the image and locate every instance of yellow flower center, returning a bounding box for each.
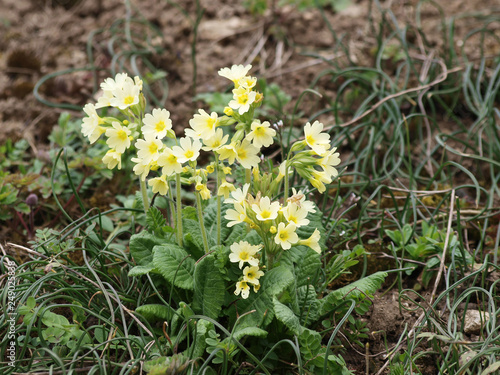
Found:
[238,95,248,105]
[185,150,194,159]
[255,126,265,135]
[123,96,135,105]
[167,154,177,163]
[306,135,315,145]
[279,231,288,240]
[117,130,128,141]
[260,210,271,219]
[207,117,216,130]
[247,271,254,279]
[240,251,249,261]
[149,143,159,154]
[237,149,247,159]
[155,121,165,132]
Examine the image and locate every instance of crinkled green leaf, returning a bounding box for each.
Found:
[232,326,268,341]
[183,218,208,259]
[273,297,302,335]
[320,271,387,315]
[136,304,175,322]
[128,263,156,277]
[193,255,225,319]
[153,244,195,290]
[129,231,164,266]
[282,246,321,287]
[297,285,321,325]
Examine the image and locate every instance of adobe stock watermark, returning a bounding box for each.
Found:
[4,258,17,368]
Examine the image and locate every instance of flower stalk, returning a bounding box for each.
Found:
[176,173,183,247]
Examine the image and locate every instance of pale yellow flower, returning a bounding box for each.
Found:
[235,140,260,169]
[142,108,172,140]
[289,188,316,213]
[172,137,202,164]
[135,138,163,164]
[284,202,310,227]
[102,150,122,170]
[106,122,131,153]
[275,222,299,250]
[304,121,330,155]
[243,265,264,286]
[157,147,183,176]
[229,86,257,115]
[196,183,211,200]
[81,103,105,143]
[132,157,151,181]
[218,181,236,199]
[202,128,228,151]
[234,280,250,299]
[225,184,250,205]
[110,78,141,110]
[218,64,252,84]
[319,147,341,179]
[229,241,261,269]
[148,175,169,196]
[225,202,247,227]
[309,170,332,194]
[252,196,280,222]
[237,75,257,89]
[299,229,321,254]
[187,109,219,141]
[246,120,276,148]
[218,142,238,165]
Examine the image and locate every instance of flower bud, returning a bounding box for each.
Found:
[290,140,307,153]
[26,193,38,207]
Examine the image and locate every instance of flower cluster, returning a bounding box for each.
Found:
[229,241,264,299]
[225,185,321,252]
[81,64,341,302]
[285,121,341,193]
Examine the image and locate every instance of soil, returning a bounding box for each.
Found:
[1,0,499,373]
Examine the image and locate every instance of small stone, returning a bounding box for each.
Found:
[464,310,490,334]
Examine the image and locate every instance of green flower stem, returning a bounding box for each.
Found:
[195,192,210,253]
[167,182,176,233]
[215,156,221,246]
[140,179,150,212]
[245,168,251,184]
[283,162,290,201]
[176,173,183,247]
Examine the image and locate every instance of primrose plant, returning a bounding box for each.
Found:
[80,65,366,373]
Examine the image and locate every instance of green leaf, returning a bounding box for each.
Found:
[297,285,321,325]
[153,244,195,290]
[98,215,114,232]
[129,231,164,266]
[235,265,294,329]
[128,263,156,277]
[193,255,225,319]
[26,296,36,310]
[182,218,207,259]
[320,271,387,315]
[273,297,302,335]
[232,326,268,341]
[298,328,321,361]
[146,206,166,232]
[136,304,175,322]
[282,246,321,287]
